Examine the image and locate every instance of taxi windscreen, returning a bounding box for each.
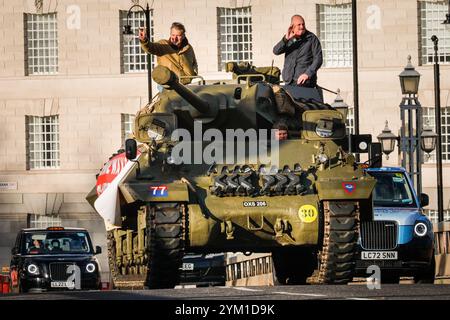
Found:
[368,171,417,208]
[22,231,91,255]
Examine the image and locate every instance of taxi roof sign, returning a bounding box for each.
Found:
[46,227,65,231]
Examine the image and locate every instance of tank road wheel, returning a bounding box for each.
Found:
[107,230,120,287]
[106,205,149,289]
[107,230,148,289]
[145,203,185,289]
[309,201,360,284]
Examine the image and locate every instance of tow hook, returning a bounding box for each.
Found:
[221,220,235,240]
[274,218,285,238]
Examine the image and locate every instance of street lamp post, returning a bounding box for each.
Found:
[123,3,152,103]
[377,121,398,160]
[331,89,349,121]
[377,56,437,197]
[331,89,352,154]
[431,35,445,223]
[399,55,423,195]
[352,0,360,162]
[421,124,438,156]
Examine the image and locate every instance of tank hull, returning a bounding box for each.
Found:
[87,66,376,287]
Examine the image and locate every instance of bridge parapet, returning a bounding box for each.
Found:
[225,253,273,287]
[434,222,450,281]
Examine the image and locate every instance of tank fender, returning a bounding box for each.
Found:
[118,181,190,203]
[315,177,376,201]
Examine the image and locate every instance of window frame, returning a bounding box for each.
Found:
[317,3,353,68]
[24,12,59,75]
[26,115,60,170]
[121,113,135,147]
[120,9,154,74]
[217,6,253,71]
[419,1,450,65]
[423,209,450,224]
[422,106,450,163]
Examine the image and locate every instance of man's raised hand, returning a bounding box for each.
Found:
[139,27,147,41]
[285,24,295,41]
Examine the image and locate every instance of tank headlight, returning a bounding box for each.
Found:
[414,222,428,237]
[315,119,334,138]
[358,141,369,152]
[147,129,164,141]
[166,155,176,165]
[27,264,39,275]
[147,118,167,141]
[86,263,96,273]
[316,128,333,138]
[317,153,328,164]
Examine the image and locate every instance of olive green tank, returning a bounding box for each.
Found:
[87,64,376,288]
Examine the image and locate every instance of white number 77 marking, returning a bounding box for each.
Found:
[159,186,167,194]
[151,186,167,195]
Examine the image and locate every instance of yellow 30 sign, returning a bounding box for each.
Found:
[298,205,318,223]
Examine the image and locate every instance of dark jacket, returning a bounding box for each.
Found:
[140,38,198,85]
[273,30,323,87]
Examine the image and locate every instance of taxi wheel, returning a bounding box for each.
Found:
[18,279,28,294]
[414,254,435,284]
[381,274,399,284]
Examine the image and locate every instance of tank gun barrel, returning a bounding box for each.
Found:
[152,65,210,114]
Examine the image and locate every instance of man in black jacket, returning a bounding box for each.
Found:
[273,15,323,97]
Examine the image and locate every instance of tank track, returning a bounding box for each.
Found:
[145,203,185,289]
[106,230,147,289]
[106,203,185,289]
[308,200,360,284]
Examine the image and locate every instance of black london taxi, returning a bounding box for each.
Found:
[10,227,102,293]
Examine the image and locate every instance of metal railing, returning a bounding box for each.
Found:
[434,221,450,280]
[225,253,273,286]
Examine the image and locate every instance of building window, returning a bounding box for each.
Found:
[26,115,60,169]
[423,209,450,223]
[121,113,135,146]
[120,10,154,73]
[24,12,58,75]
[27,214,62,228]
[318,3,352,67]
[422,107,450,162]
[346,107,355,134]
[419,1,450,65]
[217,6,253,71]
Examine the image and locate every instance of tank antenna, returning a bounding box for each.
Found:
[270,59,274,82]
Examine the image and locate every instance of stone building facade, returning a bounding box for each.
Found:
[0,0,449,277]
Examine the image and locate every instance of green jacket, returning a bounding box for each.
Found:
[140,38,198,84]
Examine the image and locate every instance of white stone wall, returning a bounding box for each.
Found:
[0,0,450,271]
